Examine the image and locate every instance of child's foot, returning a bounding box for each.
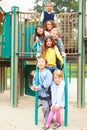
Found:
[42,126,49,130]
[53,123,61,129]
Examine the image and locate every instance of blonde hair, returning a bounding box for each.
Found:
[51,28,62,37]
[51,28,59,34]
[37,57,47,64]
[46,2,53,7]
[53,69,64,79]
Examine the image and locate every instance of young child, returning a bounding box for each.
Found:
[42,69,65,130]
[41,35,63,73]
[51,28,66,57]
[33,25,49,57]
[40,2,56,25]
[43,20,57,35]
[51,28,66,69]
[32,57,53,125]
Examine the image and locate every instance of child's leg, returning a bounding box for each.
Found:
[55,108,62,124]
[41,100,50,124]
[46,109,55,127]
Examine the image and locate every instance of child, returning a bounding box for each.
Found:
[40,2,56,25]
[43,20,57,35]
[41,35,63,73]
[51,28,66,69]
[51,28,66,57]
[42,69,65,130]
[33,25,49,57]
[32,57,53,125]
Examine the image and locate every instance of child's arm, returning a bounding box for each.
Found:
[41,70,52,89]
[57,38,66,57]
[54,46,63,64]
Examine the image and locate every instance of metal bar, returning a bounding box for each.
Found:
[63,58,68,127]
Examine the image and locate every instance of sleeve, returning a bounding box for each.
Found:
[33,42,37,48]
[42,70,52,89]
[32,73,41,89]
[57,38,65,53]
[54,46,63,64]
[56,81,65,107]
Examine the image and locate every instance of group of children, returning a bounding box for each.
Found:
[32,2,66,130]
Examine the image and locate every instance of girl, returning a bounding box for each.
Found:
[41,35,63,73]
[32,57,52,125]
[33,25,49,57]
[43,20,57,35]
[42,69,65,130]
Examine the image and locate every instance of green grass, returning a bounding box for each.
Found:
[6,63,87,78]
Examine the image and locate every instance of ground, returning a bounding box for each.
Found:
[0,78,87,130]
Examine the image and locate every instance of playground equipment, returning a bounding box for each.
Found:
[0,0,86,126]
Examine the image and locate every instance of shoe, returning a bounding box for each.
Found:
[42,126,49,130]
[53,123,61,129]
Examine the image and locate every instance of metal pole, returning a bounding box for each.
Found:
[77,0,82,108]
[63,58,68,127]
[11,6,19,107]
[81,0,85,107]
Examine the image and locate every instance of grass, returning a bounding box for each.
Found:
[6,63,87,78]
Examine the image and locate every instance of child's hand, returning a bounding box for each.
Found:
[51,106,55,110]
[62,52,66,58]
[54,105,60,110]
[33,86,40,91]
[36,37,40,42]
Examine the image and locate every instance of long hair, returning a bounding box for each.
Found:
[42,35,56,53]
[35,25,45,38]
[43,20,57,31]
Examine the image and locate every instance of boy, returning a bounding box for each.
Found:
[32,57,53,125]
[40,2,56,25]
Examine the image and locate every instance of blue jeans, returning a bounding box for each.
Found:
[46,66,58,73]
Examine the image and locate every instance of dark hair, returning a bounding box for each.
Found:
[35,25,45,38]
[42,35,56,53]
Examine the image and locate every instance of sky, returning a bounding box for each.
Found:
[0,0,35,12]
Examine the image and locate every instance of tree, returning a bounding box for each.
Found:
[33,0,78,14]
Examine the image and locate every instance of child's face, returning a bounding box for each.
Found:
[54,75,62,85]
[51,30,58,40]
[37,58,46,70]
[37,27,44,35]
[46,21,53,31]
[46,38,52,47]
[46,3,53,12]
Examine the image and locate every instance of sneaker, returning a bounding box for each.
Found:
[42,126,49,130]
[53,124,61,129]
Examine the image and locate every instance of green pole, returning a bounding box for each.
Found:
[35,43,39,125]
[63,58,68,127]
[35,66,39,125]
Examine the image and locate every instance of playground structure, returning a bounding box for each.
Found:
[0,0,86,127]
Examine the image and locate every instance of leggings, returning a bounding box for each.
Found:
[46,107,62,127]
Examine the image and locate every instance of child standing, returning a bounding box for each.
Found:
[32,57,53,125]
[40,2,56,25]
[41,35,63,73]
[42,69,65,130]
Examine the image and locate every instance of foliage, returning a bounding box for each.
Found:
[33,0,78,14]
